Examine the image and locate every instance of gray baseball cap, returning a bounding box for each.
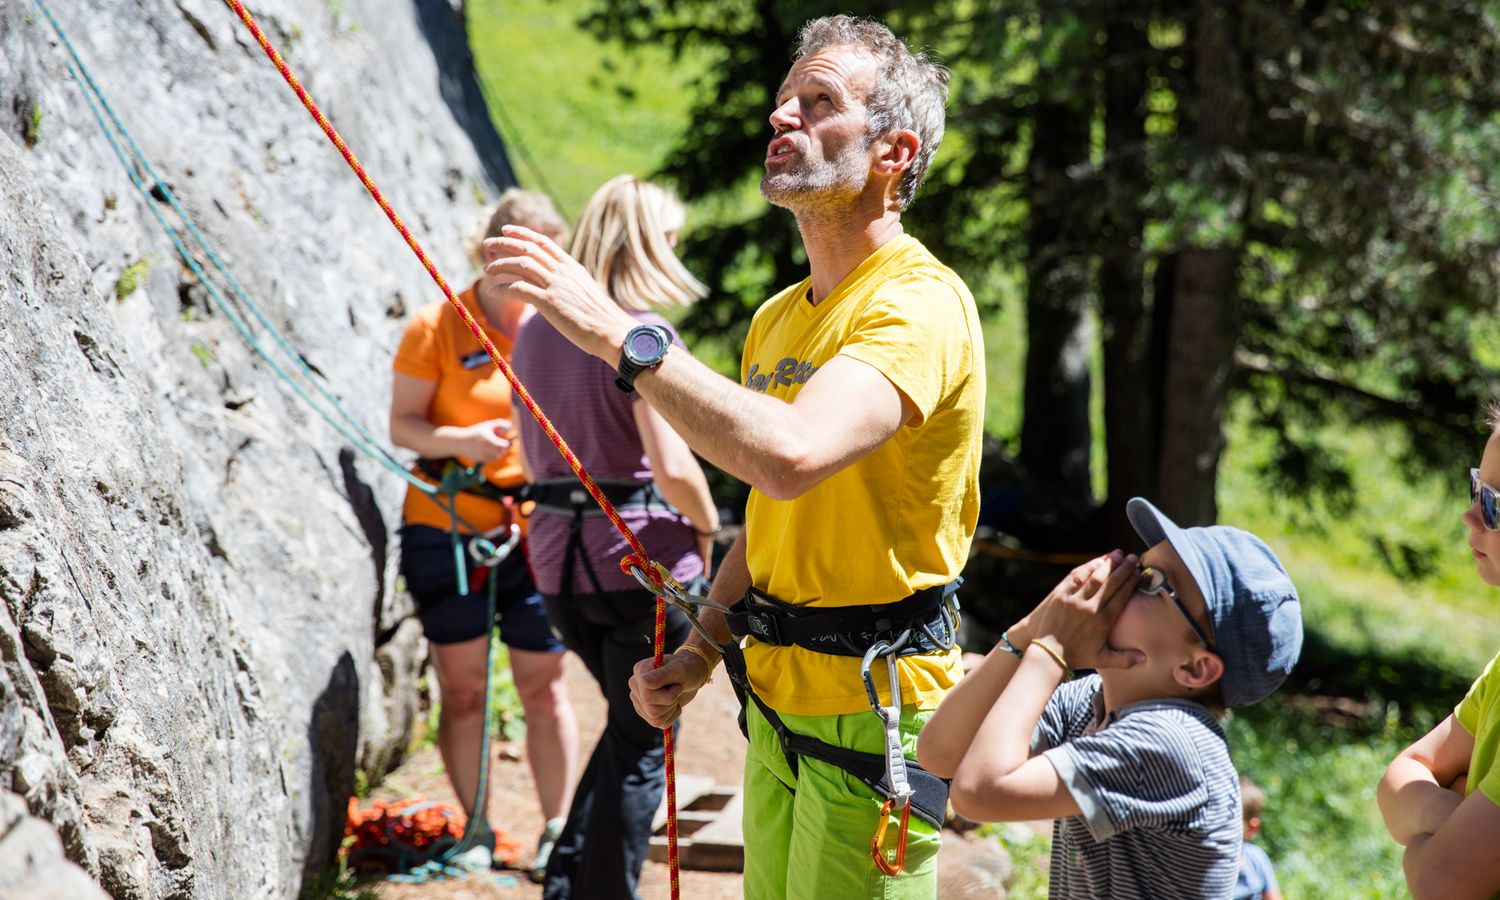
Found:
[1126,497,1303,708]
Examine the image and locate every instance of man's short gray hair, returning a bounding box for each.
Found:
[794,15,949,211]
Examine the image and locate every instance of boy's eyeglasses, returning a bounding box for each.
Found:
[1471,468,1500,531]
[1137,564,1216,652]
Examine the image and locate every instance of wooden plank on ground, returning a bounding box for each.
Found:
[648,785,744,872]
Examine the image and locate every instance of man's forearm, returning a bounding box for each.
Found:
[634,349,801,495]
[681,531,750,655]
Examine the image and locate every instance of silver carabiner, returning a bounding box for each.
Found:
[627,559,733,648]
[860,636,915,806]
[468,523,520,567]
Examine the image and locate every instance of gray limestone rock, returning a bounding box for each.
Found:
[0,0,509,895]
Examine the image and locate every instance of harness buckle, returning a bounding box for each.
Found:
[468,523,520,567]
[870,796,911,877]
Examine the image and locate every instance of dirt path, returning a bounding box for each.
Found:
[372,652,747,900]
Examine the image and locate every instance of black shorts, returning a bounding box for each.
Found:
[398,525,565,653]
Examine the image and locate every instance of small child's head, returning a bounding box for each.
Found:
[1110,498,1303,709]
[1240,776,1267,841]
[1464,403,1500,587]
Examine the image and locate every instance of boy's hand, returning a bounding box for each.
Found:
[1025,550,1145,671]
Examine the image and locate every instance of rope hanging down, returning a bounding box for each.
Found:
[218,1,684,893]
[30,0,513,597]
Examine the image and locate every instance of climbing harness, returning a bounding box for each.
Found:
[532,477,666,601]
[630,568,961,877]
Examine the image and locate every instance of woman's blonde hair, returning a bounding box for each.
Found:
[467,188,569,268]
[569,175,707,312]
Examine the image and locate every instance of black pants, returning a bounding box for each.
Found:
[541,589,690,900]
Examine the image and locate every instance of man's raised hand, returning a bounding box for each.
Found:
[483,226,638,363]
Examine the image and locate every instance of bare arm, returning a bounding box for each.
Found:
[633,400,718,575]
[1402,788,1500,899]
[1378,714,1473,845]
[484,228,913,499]
[390,372,512,462]
[919,553,1138,778]
[917,641,1024,778]
[947,553,1140,823]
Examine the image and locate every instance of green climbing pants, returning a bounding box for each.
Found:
[741,702,941,900]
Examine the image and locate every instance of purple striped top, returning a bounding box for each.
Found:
[512,311,702,596]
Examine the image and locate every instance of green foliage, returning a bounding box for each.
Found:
[298,837,377,900]
[988,823,1052,899]
[467,0,711,222]
[1229,704,1413,900]
[488,636,526,741]
[188,340,214,367]
[114,257,149,300]
[352,768,370,801]
[22,99,41,148]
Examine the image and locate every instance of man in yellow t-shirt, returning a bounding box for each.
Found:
[486,15,982,899]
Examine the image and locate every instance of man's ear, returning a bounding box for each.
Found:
[873,129,920,177]
[1175,649,1225,692]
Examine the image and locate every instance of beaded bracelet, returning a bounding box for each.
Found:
[999,630,1025,659]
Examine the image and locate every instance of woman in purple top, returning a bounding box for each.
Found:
[511,175,718,900]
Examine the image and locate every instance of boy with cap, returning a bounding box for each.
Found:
[918,497,1303,898]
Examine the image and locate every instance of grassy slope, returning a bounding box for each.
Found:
[466,0,707,224]
[467,5,1497,896]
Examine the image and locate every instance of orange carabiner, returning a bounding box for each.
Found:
[870,796,911,876]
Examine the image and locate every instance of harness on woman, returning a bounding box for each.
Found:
[531,478,667,600]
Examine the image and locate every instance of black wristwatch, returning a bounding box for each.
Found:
[615,324,672,393]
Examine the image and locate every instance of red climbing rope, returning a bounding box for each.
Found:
[219,1,682,893]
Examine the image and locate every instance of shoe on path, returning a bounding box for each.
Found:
[528,817,566,884]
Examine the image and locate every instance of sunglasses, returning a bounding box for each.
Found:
[1471,468,1500,531]
[1138,564,1216,652]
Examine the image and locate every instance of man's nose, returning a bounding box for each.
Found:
[769,96,800,132]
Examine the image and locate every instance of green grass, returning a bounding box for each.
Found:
[467,0,711,224]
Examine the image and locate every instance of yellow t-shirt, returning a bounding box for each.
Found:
[739,234,985,716]
[1456,649,1500,805]
[392,284,526,534]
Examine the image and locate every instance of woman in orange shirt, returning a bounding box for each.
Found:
[389,190,578,877]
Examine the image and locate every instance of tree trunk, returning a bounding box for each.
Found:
[1019,95,1095,508]
[1157,1,1247,525]
[1098,3,1155,545]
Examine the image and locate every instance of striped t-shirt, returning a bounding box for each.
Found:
[1034,675,1241,899]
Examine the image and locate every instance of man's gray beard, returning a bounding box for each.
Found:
[760,139,869,215]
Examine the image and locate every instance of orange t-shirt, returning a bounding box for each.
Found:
[392,284,527,533]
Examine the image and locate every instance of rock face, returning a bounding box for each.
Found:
[0,0,506,895]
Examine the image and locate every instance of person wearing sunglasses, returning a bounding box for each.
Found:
[1378,417,1500,899]
[918,497,1303,899]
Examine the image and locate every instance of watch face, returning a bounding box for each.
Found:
[624,326,668,364]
